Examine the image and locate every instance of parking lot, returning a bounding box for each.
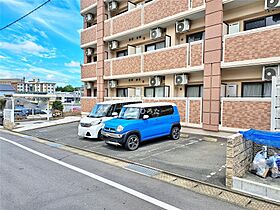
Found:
[22,122,227,187]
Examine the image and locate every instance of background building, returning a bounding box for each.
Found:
[80,0,280,131]
[0,84,15,97]
[17,78,56,94]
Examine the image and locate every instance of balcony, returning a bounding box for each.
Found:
[80,25,97,47]
[223,25,280,67]
[81,62,97,80]
[103,43,203,78]
[104,0,197,38]
[80,0,97,12]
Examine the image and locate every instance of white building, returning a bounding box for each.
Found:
[17,78,56,94]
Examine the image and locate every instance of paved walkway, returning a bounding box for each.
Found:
[181,126,235,138]
[13,116,81,132]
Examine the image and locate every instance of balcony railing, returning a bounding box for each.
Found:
[105,0,191,37]
[223,25,280,64]
[80,25,97,47]
[103,43,203,77]
[80,0,97,12]
[81,62,97,80]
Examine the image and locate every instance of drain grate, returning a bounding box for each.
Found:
[125,164,160,177]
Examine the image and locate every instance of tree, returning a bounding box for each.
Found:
[0,98,6,110]
[52,101,63,111]
[56,85,75,92]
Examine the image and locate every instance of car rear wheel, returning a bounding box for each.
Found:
[170,126,180,140]
[125,134,140,151]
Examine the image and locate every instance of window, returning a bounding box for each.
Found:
[145,41,165,52]
[185,85,203,97]
[244,13,280,31]
[114,103,123,114]
[87,56,92,63]
[242,82,272,97]
[186,31,204,43]
[160,106,174,116]
[117,50,128,57]
[144,86,170,97]
[141,107,161,118]
[117,88,128,97]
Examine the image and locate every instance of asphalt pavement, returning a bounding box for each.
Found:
[21,122,227,187]
[0,131,245,210]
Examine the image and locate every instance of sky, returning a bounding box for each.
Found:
[0,0,83,87]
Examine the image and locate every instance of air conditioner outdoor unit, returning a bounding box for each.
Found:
[149,76,161,86]
[85,13,94,22]
[150,27,163,40]
[85,48,93,56]
[265,0,280,10]
[262,66,279,81]
[175,74,188,85]
[109,1,118,12]
[176,19,190,33]
[109,40,119,50]
[86,82,92,89]
[109,80,118,88]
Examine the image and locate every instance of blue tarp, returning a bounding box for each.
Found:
[239,129,280,149]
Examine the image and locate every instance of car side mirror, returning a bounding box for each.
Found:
[143,115,149,120]
[112,112,118,117]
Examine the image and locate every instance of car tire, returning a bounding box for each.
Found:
[125,134,140,151]
[170,126,180,140]
[97,130,102,140]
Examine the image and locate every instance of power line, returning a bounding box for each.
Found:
[0,0,51,31]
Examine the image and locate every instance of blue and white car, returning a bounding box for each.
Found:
[78,100,141,139]
[101,102,181,150]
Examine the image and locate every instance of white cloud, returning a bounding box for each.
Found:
[21,57,28,62]
[65,61,80,67]
[0,40,56,58]
[0,55,6,59]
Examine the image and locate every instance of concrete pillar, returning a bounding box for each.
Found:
[203,0,223,131]
[96,0,105,102]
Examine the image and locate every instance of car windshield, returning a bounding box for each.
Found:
[119,107,140,120]
[88,104,112,118]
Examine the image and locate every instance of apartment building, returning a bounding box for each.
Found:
[17,78,56,94]
[80,0,280,132]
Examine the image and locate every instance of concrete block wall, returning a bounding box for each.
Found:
[226,133,253,187]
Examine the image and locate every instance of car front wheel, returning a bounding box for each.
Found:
[170,126,180,140]
[125,134,140,151]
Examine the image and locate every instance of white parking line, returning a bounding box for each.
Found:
[0,137,180,210]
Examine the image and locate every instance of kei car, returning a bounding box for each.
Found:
[78,100,142,139]
[101,102,181,150]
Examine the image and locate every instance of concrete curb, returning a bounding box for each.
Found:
[1,129,279,209]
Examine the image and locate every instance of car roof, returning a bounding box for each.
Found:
[97,100,142,105]
[124,102,176,108]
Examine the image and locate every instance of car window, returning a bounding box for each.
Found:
[114,103,123,114]
[119,107,140,119]
[141,107,160,118]
[160,106,174,116]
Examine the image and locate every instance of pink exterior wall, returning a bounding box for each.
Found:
[224,27,280,63]
[203,0,223,131]
[189,100,201,124]
[143,47,187,72]
[191,0,204,8]
[112,9,141,34]
[190,42,203,67]
[112,56,141,75]
[222,100,271,130]
[81,63,97,79]
[81,97,97,113]
[81,0,96,11]
[81,25,97,45]
[144,0,188,24]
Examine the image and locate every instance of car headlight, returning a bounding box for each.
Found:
[116,125,124,132]
[91,119,102,126]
